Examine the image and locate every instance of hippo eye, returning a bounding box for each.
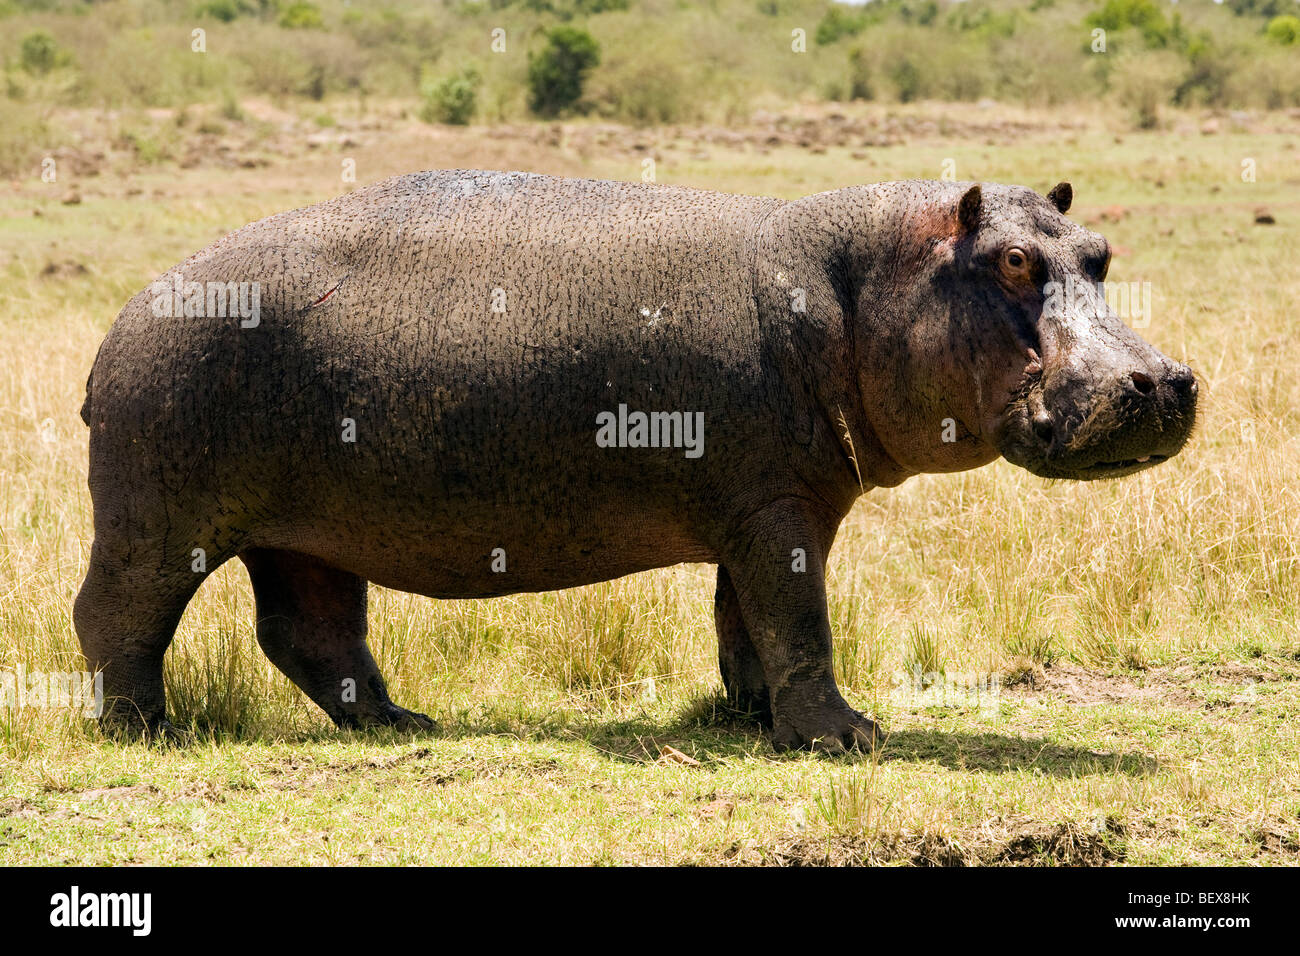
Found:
[1002,247,1031,277]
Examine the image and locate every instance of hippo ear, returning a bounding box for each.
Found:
[957,184,981,234]
[1046,181,1072,214]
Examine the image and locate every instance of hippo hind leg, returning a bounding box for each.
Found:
[240,548,434,732]
[74,538,207,739]
[714,567,773,726]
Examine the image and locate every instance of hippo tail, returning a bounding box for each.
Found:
[79,369,93,426]
[80,337,108,426]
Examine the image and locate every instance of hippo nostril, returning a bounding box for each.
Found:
[1169,365,1197,398]
[1130,371,1155,395]
[1032,412,1053,446]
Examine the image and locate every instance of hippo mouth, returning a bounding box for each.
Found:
[1056,452,1168,480]
[995,376,1194,481]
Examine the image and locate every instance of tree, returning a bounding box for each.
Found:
[527,26,600,117]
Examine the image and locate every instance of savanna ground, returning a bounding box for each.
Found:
[1,99,1298,865]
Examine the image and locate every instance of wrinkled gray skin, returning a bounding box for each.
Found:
[75,172,1197,750]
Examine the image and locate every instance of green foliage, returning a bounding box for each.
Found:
[1266,14,1300,44]
[1175,31,1231,104]
[1228,0,1286,17]
[19,30,69,75]
[278,1,322,29]
[197,0,242,21]
[420,67,480,125]
[1085,0,1173,47]
[196,0,279,20]
[899,0,939,26]
[815,6,870,45]
[527,25,600,117]
[890,56,923,103]
[949,5,1019,38]
[574,0,629,12]
[0,0,1297,118]
[848,46,873,101]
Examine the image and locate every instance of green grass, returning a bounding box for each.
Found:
[1,101,1298,864]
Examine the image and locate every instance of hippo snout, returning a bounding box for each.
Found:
[1002,355,1198,481]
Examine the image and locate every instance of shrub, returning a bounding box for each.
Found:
[1228,0,1285,17]
[1266,15,1300,44]
[419,67,480,125]
[20,31,68,75]
[848,46,873,101]
[889,56,924,103]
[1085,0,1172,48]
[815,7,868,45]
[1175,32,1232,105]
[279,1,323,29]
[196,0,242,22]
[1111,51,1182,129]
[527,26,600,117]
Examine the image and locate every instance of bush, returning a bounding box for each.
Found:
[527,26,600,117]
[1266,15,1300,44]
[1111,51,1182,129]
[815,7,869,45]
[197,0,242,22]
[1229,0,1285,17]
[19,31,68,75]
[419,67,480,125]
[889,56,924,103]
[847,46,873,101]
[589,54,694,125]
[1175,32,1232,105]
[279,2,323,29]
[1085,0,1173,48]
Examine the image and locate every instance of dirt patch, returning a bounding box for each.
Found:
[0,797,38,818]
[1251,823,1300,858]
[1003,659,1296,711]
[760,832,969,866]
[993,819,1128,866]
[40,260,89,280]
[1003,663,1149,705]
[258,748,566,791]
[179,780,227,803]
[338,747,434,772]
[77,784,158,802]
[757,818,1128,867]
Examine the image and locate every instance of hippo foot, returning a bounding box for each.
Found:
[99,715,193,747]
[336,703,437,734]
[771,705,883,754]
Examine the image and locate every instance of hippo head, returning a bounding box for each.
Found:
[854,180,1197,481]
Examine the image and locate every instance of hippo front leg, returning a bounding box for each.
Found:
[718,502,881,753]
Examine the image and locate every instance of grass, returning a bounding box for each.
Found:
[1,99,1299,864]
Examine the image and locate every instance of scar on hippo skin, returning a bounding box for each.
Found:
[309,274,349,308]
[74,171,1197,750]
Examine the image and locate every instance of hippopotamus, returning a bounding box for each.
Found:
[75,171,1197,750]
